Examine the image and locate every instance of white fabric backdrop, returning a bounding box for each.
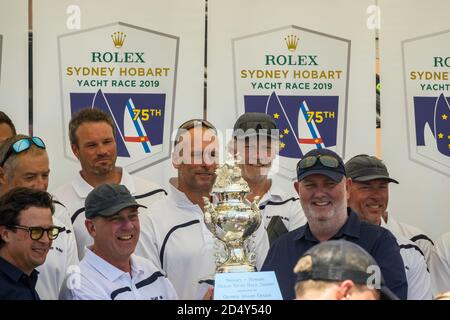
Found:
[208,0,377,192]
[32,0,205,192]
[379,0,450,239]
[0,0,29,134]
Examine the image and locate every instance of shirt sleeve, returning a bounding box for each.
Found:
[402,247,432,300]
[59,270,109,300]
[372,229,408,300]
[136,212,164,270]
[430,232,450,295]
[254,220,270,270]
[286,199,307,231]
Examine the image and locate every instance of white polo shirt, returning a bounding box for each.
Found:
[381,219,432,300]
[143,182,270,300]
[385,216,435,267]
[259,184,306,231]
[52,168,166,260]
[60,248,178,300]
[430,231,450,295]
[35,204,79,300]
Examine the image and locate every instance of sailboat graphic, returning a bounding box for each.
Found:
[70,89,166,159]
[91,89,130,157]
[264,92,328,159]
[265,92,303,158]
[433,93,450,157]
[298,100,325,153]
[123,98,152,155]
[414,93,450,158]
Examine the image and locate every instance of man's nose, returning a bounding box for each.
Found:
[34,176,48,192]
[120,218,135,230]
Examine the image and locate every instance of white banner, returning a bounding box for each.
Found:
[0,0,29,134]
[379,0,450,238]
[208,0,376,187]
[33,0,205,191]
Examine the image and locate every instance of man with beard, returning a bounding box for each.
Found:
[0,187,60,299]
[60,184,178,300]
[231,113,306,245]
[261,148,407,300]
[53,108,166,259]
[144,119,269,299]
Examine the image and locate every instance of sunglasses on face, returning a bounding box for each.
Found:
[298,155,340,169]
[7,225,63,241]
[0,137,46,167]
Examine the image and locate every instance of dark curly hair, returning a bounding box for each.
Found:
[0,187,54,248]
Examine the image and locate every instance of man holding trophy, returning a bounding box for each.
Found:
[144,119,270,299]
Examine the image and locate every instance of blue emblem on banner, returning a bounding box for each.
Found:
[244,91,338,159]
[414,93,450,157]
[70,89,165,158]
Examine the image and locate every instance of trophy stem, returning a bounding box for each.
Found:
[217,243,256,273]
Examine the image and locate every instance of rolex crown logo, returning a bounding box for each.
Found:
[111,31,126,49]
[284,35,299,52]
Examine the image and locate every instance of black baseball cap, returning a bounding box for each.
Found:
[296,149,346,182]
[233,112,279,140]
[345,154,399,184]
[294,240,399,300]
[85,184,146,219]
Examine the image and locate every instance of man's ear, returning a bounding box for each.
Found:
[71,143,80,160]
[84,219,96,237]
[336,280,354,300]
[0,226,11,244]
[0,166,8,187]
[294,181,300,194]
[345,177,352,200]
[172,151,181,169]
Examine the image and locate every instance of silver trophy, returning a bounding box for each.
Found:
[203,157,262,273]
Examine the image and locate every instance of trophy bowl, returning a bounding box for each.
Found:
[203,159,261,273]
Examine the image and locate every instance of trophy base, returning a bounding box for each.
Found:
[216,263,256,273]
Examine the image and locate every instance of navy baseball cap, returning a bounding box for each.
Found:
[294,240,399,300]
[85,184,146,219]
[296,149,346,182]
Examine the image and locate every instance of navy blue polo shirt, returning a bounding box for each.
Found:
[261,209,408,300]
[0,256,40,300]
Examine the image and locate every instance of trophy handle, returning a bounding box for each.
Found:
[250,196,260,212]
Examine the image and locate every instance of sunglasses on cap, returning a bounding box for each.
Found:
[174,119,216,146]
[7,225,63,241]
[298,154,340,170]
[0,137,46,167]
[178,119,216,131]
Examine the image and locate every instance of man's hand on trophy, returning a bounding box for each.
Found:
[202,286,214,300]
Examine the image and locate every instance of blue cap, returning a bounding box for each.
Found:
[296,149,346,182]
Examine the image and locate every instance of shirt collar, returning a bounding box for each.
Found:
[72,167,136,198]
[0,256,39,284]
[380,217,388,228]
[259,183,284,204]
[167,179,201,209]
[294,208,361,241]
[84,248,142,282]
